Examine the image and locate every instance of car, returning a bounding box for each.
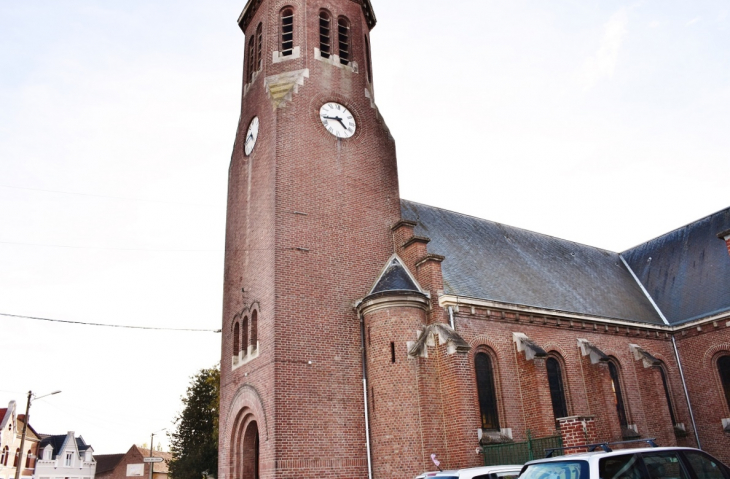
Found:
[415,472,441,479]
[519,445,730,479]
[429,464,523,479]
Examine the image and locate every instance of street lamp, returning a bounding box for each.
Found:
[148,428,167,479]
[15,390,61,479]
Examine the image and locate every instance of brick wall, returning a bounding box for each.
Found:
[219,1,400,478]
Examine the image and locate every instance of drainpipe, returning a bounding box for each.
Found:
[671,335,701,449]
[359,312,373,479]
[448,306,455,330]
[619,254,700,448]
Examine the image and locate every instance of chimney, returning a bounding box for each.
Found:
[718,229,730,258]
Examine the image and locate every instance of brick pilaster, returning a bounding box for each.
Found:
[558,416,598,454]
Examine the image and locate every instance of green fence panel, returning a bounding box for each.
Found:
[482,433,563,466]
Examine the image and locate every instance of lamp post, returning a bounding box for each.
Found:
[148,428,166,479]
[14,390,61,479]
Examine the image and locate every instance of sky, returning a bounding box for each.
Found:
[1,0,729,454]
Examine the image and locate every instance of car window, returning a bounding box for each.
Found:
[641,452,689,479]
[521,461,589,479]
[599,454,646,479]
[682,451,730,479]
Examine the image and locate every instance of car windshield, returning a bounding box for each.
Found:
[521,461,589,479]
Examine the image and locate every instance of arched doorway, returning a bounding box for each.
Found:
[240,421,259,479]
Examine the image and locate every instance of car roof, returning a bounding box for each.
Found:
[524,447,701,466]
[434,465,523,475]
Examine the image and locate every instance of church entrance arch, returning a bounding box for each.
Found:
[239,421,259,479]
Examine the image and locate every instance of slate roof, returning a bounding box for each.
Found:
[371,257,421,294]
[622,207,730,325]
[39,434,92,459]
[400,200,664,324]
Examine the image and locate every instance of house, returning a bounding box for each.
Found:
[0,402,41,479]
[94,446,170,479]
[35,432,95,479]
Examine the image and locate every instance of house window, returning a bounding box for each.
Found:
[475,352,500,430]
[719,355,730,411]
[1,446,8,466]
[546,357,568,421]
[233,322,240,356]
[65,452,73,467]
[280,8,294,56]
[337,17,351,65]
[319,10,331,58]
[25,449,32,468]
[608,360,629,428]
[14,448,20,467]
[251,310,258,348]
[657,364,677,425]
[242,316,249,354]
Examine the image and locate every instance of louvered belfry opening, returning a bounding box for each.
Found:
[280,8,294,56]
[319,10,331,58]
[337,17,350,65]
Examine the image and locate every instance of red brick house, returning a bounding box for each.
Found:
[218,0,730,478]
[95,446,170,479]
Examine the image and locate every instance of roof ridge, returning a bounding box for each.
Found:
[621,205,730,254]
[401,199,619,255]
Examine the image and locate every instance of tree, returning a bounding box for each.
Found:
[169,365,220,479]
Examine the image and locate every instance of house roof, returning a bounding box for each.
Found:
[94,454,125,475]
[39,433,92,459]
[370,257,421,295]
[400,200,664,324]
[16,416,41,441]
[622,207,730,325]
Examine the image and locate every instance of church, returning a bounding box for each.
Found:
[217,1,730,478]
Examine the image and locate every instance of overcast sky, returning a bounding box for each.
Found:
[1,0,729,454]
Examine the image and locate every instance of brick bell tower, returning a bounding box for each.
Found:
[218,0,402,478]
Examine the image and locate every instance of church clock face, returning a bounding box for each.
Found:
[319,103,357,138]
[244,116,259,156]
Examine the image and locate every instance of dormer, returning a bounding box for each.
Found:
[42,444,53,461]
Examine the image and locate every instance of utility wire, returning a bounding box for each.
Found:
[0,312,221,333]
[0,240,221,252]
[0,184,216,208]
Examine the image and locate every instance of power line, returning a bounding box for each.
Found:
[0,313,221,333]
[0,240,221,252]
[0,184,217,208]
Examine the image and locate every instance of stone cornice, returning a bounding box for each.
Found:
[438,294,730,334]
[238,0,376,33]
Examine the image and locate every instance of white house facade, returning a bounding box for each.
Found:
[35,432,95,479]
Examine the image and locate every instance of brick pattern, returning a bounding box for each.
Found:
[558,417,598,454]
[220,1,399,478]
[220,1,730,477]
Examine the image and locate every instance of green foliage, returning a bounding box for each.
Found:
[169,365,220,479]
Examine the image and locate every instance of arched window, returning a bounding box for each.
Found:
[608,360,628,428]
[475,352,500,430]
[13,448,19,467]
[233,322,240,356]
[256,23,263,71]
[657,364,677,425]
[364,35,373,83]
[251,310,258,349]
[242,316,250,354]
[25,449,32,469]
[319,10,331,58]
[546,356,568,421]
[246,36,256,83]
[280,8,294,56]
[719,355,730,411]
[1,446,8,466]
[337,17,351,65]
